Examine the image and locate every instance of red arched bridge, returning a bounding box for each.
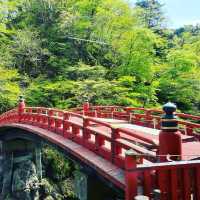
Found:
[1,99,200,200]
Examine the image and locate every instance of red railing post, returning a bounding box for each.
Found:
[18,95,25,122]
[63,112,70,137]
[111,126,120,163]
[36,108,42,126]
[83,116,90,146]
[159,102,182,161]
[125,149,138,200]
[83,101,90,115]
[48,109,54,130]
[145,110,152,128]
[186,124,193,136]
[125,107,132,122]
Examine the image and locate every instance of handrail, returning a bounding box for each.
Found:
[72,105,200,120]
[71,105,200,137]
[0,106,154,167]
[137,159,200,171]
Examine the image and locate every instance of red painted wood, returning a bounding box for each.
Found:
[159,131,182,162]
[158,169,168,200]
[170,169,178,200]
[183,168,191,200]
[195,167,200,200]
[125,151,137,200]
[143,170,151,197]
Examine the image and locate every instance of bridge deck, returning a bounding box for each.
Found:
[70,116,200,160]
[1,123,125,190]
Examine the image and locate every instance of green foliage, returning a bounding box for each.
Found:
[0,67,20,113]
[0,0,200,114]
[42,146,73,181]
[136,0,166,30]
[10,29,50,77]
[25,79,75,108]
[115,28,157,81]
[158,48,200,112]
[66,62,107,80]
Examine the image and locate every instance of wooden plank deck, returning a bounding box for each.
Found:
[71,116,198,160]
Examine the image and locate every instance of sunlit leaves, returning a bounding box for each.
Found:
[0,67,20,113]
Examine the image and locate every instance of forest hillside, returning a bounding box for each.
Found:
[0,0,200,114]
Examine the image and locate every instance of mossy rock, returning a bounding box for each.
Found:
[44,196,54,200]
[40,179,53,195]
[42,146,74,181]
[58,179,76,198]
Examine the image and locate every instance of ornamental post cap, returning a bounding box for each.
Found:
[163,102,176,115]
[19,95,25,102]
[161,102,178,131]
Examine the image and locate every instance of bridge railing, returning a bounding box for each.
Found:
[129,157,200,200]
[72,105,200,139]
[0,106,157,168]
[1,106,200,163]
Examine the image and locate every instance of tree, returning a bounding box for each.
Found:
[25,79,75,108]
[115,28,158,82]
[0,67,20,113]
[10,29,50,77]
[158,49,200,112]
[136,0,166,31]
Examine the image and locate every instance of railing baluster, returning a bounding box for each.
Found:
[125,150,138,200]
[157,169,169,200]
[83,117,90,147]
[195,166,200,200]
[170,169,178,200]
[183,168,191,200]
[144,170,151,197]
[111,126,120,164]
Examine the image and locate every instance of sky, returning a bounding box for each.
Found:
[130,0,200,28]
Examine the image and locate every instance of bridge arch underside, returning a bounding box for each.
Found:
[0,125,124,198]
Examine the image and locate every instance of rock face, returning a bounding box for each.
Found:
[11,160,40,200]
[40,178,75,200]
[1,159,40,200]
[0,141,77,200]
